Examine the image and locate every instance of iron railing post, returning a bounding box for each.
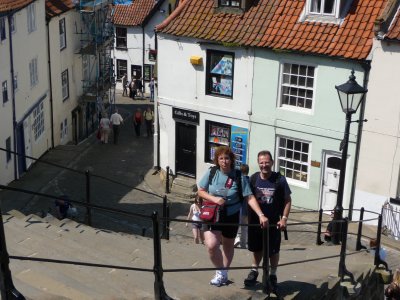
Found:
[161,196,167,239]
[166,204,170,241]
[316,208,323,245]
[165,166,170,194]
[85,170,92,226]
[0,208,25,300]
[338,218,355,283]
[262,224,271,295]
[356,207,366,251]
[151,211,171,300]
[374,214,389,271]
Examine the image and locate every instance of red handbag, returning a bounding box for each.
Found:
[199,201,220,223]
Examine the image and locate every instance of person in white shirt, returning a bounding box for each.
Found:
[99,114,111,144]
[110,109,123,144]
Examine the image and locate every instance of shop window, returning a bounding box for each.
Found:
[280,63,315,111]
[32,102,44,141]
[205,121,231,163]
[143,64,154,81]
[116,27,127,49]
[206,50,234,98]
[277,136,310,185]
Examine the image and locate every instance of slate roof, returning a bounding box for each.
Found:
[156,0,388,60]
[113,0,157,26]
[386,6,400,40]
[0,0,34,13]
[46,0,75,19]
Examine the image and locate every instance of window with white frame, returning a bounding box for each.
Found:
[5,137,11,163]
[116,27,127,48]
[206,50,234,98]
[308,0,337,16]
[32,102,44,141]
[116,59,127,81]
[219,0,240,7]
[27,3,36,33]
[59,18,66,50]
[280,63,315,110]
[0,17,6,41]
[29,57,38,87]
[2,81,8,104]
[277,136,310,184]
[61,69,69,100]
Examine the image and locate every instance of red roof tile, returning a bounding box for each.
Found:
[386,6,400,39]
[46,0,74,19]
[113,0,157,26]
[0,0,34,13]
[157,0,388,60]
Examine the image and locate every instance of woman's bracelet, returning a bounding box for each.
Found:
[282,216,288,220]
[258,213,264,217]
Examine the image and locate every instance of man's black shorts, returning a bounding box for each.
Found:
[248,222,281,256]
[203,211,239,239]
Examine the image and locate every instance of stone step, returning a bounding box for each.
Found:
[172,176,197,189]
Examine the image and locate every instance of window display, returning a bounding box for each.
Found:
[205,121,231,162]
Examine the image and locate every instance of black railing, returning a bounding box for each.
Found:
[0,148,391,299]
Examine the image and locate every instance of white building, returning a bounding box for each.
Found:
[0,0,51,185]
[112,0,169,93]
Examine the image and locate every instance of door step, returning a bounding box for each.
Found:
[170,176,197,200]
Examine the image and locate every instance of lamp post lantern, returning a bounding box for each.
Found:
[332,70,368,245]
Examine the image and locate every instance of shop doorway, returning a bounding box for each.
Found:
[131,65,142,80]
[175,122,196,177]
[320,153,341,214]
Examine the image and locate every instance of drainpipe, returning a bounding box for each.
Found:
[348,61,371,221]
[8,13,17,180]
[154,30,160,170]
[46,18,55,149]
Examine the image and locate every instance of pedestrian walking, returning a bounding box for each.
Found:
[99,113,111,144]
[122,74,128,96]
[133,108,143,137]
[197,146,267,287]
[149,77,155,102]
[186,195,204,244]
[244,150,292,295]
[110,109,123,144]
[143,106,154,138]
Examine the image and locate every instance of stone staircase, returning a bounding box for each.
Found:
[1,210,384,299]
[169,176,197,201]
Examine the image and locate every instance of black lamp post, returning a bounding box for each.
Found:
[331,70,368,245]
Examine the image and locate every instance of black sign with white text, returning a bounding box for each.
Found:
[172,108,199,125]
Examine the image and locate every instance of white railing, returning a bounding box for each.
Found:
[382,201,400,240]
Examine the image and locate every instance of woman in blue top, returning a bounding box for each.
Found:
[198,146,268,287]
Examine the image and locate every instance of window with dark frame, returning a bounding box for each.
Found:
[143,64,153,81]
[116,59,127,81]
[59,18,66,50]
[116,27,127,48]
[0,17,6,41]
[204,120,231,163]
[2,81,8,103]
[219,0,240,7]
[6,137,11,162]
[206,50,234,98]
[61,69,69,100]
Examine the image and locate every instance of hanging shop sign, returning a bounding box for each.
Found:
[172,107,199,125]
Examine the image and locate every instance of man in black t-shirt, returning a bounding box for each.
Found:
[244,150,292,294]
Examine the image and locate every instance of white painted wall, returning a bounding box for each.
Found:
[157,34,253,178]
[48,9,83,146]
[355,39,400,222]
[0,15,15,185]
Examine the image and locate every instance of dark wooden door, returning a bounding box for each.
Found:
[176,122,196,177]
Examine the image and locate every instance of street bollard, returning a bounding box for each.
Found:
[316,208,323,245]
[165,166,170,194]
[374,214,389,271]
[356,207,366,251]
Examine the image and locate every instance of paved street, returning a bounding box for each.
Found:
[0,90,400,298]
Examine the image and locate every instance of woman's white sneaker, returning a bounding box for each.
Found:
[210,271,228,287]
